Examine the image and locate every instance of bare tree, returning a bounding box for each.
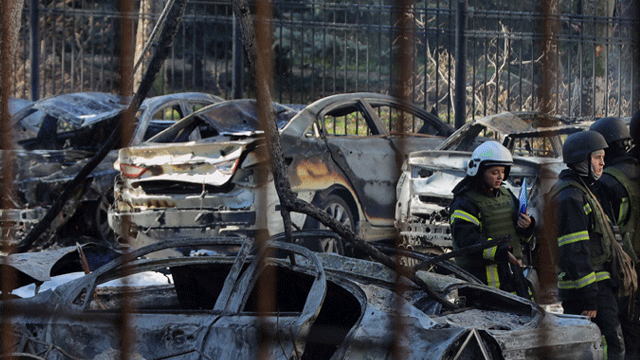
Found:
[134,0,167,91]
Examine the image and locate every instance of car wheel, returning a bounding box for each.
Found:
[302,194,356,255]
[86,195,116,247]
[317,194,356,231]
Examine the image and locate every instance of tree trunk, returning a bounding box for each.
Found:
[134,0,163,92]
[0,0,25,98]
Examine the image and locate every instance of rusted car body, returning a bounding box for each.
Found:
[109,93,454,248]
[395,112,584,255]
[0,92,223,249]
[3,235,604,359]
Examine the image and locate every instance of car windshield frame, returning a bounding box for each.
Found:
[146,100,299,143]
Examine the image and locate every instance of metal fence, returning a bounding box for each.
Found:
[8,0,640,122]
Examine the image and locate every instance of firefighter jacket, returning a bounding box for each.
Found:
[548,169,616,311]
[450,184,535,291]
[595,154,640,260]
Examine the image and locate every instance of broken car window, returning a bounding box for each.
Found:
[323,104,373,136]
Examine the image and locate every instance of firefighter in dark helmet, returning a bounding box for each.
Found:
[547,130,625,360]
[450,141,535,297]
[591,116,640,360]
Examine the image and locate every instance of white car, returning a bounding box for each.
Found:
[395,112,584,255]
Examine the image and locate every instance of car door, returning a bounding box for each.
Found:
[320,98,401,226]
[211,241,328,359]
[22,269,227,360]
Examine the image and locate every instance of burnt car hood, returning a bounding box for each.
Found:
[435,112,533,151]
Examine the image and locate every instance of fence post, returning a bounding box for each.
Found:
[232,16,244,99]
[454,0,467,129]
[29,0,39,101]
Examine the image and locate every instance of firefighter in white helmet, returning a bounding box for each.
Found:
[449,141,535,298]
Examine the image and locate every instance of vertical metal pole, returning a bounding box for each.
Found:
[1,0,17,355]
[454,0,467,129]
[536,1,559,356]
[119,2,135,360]
[30,0,40,101]
[634,0,640,111]
[232,16,244,99]
[392,0,413,356]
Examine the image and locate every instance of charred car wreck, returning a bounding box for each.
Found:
[3,234,603,359]
[0,92,222,249]
[395,112,584,255]
[108,93,454,250]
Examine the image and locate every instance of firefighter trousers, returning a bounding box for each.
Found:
[563,285,625,360]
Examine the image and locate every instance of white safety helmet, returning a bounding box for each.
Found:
[466,141,513,176]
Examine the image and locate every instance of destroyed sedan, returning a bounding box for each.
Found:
[1,92,223,249]
[395,112,584,254]
[3,235,603,359]
[109,93,454,249]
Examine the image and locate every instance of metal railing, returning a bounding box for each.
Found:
[6,0,638,123]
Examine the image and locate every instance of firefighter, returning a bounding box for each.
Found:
[591,117,640,260]
[449,141,535,297]
[547,130,625,360]
[591,117,640,360]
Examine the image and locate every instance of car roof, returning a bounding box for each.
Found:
[24,92,131,128]
[148,99,299,140]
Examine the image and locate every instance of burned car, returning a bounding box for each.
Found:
[2,234,604,359]
[109,93,454,249]
[395,112,584,255]
[0,92,223,249]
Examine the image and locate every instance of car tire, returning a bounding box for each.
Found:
[302,194,356,255]
[86,194,116,247]
[316,194,356,230]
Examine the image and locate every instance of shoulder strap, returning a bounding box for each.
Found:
[603,166,640,259]
[582,179,638,297]
[604,167,640,198]
[547,180,573,200]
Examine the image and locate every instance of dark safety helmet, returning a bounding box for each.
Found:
[562,130,608,165]
[589,117,630,145]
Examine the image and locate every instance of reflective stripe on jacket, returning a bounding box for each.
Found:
[450,186,522,291]
[548,176,614,294]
